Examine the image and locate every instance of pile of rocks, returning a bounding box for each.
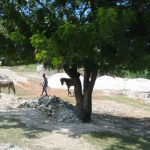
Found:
[18,96,80,123]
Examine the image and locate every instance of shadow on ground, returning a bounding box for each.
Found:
[0,116,47,139]
[0,109,150,150]
[0,109,150,136]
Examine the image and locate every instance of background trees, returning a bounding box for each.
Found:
[0,0,150,122]
[0,0,35,64]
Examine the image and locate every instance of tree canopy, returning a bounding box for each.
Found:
[29,0,150,73]
[1,0,149,69]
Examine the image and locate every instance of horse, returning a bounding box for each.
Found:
[60,78,74,96]
[0,80,16,94]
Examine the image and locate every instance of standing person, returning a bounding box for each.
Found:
[40,73,48,96]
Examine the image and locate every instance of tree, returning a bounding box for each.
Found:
[30,0,150,122]
[0,0,35,64]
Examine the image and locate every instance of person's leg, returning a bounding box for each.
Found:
[43,86,48,96]
[44,88,48,96]
[41,88,44,96]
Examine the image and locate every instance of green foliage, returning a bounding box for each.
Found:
[0,20,9,37]
[31,34,61,67]
[121,9,136,29]
[116,70,150,79]
[31,34,49,50]
[0,0,149,73]
[57,22,76,41]
[55,21,98,67]
[143,13,150,34]
[0,0,35,65]
[35,50,47,62]
[51,57,62,67]
[10,31,26,45]
[96,8,136,44]
[96,8,118,41]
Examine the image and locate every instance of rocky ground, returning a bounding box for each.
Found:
[0,68,150,150]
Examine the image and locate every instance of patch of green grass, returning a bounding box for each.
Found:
[15,86,38,99]
[10,64,37,72]
[0,88,15,95]
[0,64,37,72]
[0,87,32,98]
[102,95,150,111]
[0,116,49,150]
[82,131,150,150]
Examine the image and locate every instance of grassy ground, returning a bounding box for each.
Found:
[82,132,150,150]
[1,115,150,150]
[0,116,49,150]
[0,64,37,72]
[101,95,150,111]
[1,116,150,150]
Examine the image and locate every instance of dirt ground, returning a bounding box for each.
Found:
[0,70,150,150]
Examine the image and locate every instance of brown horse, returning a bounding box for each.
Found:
[60,78,74,96]
[0,80,16,94]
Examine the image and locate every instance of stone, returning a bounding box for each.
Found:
[18,96,79,123]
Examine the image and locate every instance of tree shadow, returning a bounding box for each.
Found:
[92,113,150,138]
[0,112,48,139]
[0,109,150,148]
[0,116,26,129]
[83,131,150,150]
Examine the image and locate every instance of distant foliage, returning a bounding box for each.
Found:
[10,31,26,45]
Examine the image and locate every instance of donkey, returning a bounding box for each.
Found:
[60,78,74,96]
[0,80,16,94]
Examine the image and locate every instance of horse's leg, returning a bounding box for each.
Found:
[8,87,10,94]
[11,86,16,94]
[67,86,72,95]
[67,87,69,95]
[73,87,75,96]
[67,86,69,95]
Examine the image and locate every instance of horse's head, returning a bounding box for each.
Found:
[60,78,64,85]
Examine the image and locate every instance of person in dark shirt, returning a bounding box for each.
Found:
[40,73,48,96]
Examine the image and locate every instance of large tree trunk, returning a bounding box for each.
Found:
[82,67,98,122]
[63,65,98,122]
